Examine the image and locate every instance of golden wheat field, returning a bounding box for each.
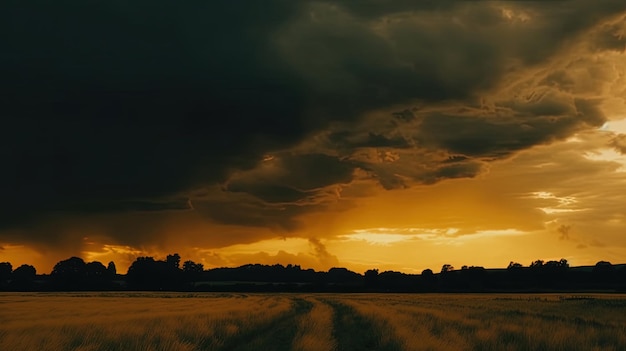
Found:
[1,293,625,351]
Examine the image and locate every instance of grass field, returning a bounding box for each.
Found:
[1,293,625,351]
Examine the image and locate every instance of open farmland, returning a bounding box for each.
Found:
[1,293,625,351]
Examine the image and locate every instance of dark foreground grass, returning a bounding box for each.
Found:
[1,292,625,351]
[326,299,402,351]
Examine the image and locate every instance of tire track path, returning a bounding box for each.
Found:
[325,299,403,351]
[291,297,337,351]
[220,297,314,351]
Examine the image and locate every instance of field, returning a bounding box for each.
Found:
[1,293,626,351]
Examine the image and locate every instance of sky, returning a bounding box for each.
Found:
[2,0,626,274]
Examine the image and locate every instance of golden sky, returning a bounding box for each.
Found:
[2,1,626,274]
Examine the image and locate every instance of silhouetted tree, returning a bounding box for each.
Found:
[618,265,626,288]
[81,261,113,290]
[6,254,626,292]
[440,264,454,273]
[85,261,107,279]
[284,264,304,282]
[12,264,36,289]
[459,266,487,290]
[593,261,613,274]
[0,262,12,282]
[364,269,379,288]
[507,262,523,270]
[127,256,157,288]
[529,258,569,287]
[107,261,117,277]
[327,267,361,284]
[127,255,183,290]
[51,257,87,288]
[506,261,526,287]
[0,262,12,290]
[419,268,436,290]
[182,260,204,273]
[592,261,615,287]
[167,253,181,269]
[13,264,36,279]
[182,260,204,286]
[438,264,458,290]
[544,259,569,272]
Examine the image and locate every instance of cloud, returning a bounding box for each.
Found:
[190,239,340,271]
[225,153,354,203]
[225,249,339,271]
[416,97,604,157]
[1,0,626,262]
[0,0,308,229]
[558,225,572,240]
[489,130,626,251]
[590,16,626,52]
[611,134,626,154]
[191,191,308,231]
[308,237,340,267]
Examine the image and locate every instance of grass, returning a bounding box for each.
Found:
[1,293,625,350]
[292,298,336,351]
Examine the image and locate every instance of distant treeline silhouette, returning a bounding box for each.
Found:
[1,255,625,292]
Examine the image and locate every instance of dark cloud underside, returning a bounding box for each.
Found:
[1,0,625,249]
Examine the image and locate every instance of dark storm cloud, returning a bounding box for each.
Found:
[352,152,486,190]
[417,98,605,158]
[590,16,626,52]
[225,153,353,203]
[191,192,310,232]
[333,0,456,18]
[611,134,626,154]
[433,162,484,182]
[112,198,193,213]
[310,88,606,189]
[1,0,625,248]
[276,0,626,109]
[1,0,307,228]
[184,153,356,230]
[328,131,411,149]
[275,2,502,108]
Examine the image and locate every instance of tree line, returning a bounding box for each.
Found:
[1,255,625,292]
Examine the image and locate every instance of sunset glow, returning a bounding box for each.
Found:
[2,1,626,274]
